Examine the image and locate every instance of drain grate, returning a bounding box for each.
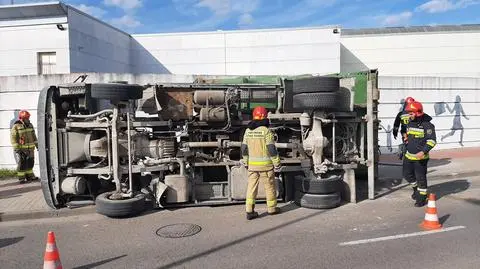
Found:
[156,223,202,238]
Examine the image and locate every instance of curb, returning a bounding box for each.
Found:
[0,206,96,223]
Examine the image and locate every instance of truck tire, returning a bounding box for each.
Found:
[291,77,339,94]
[294,174,343,194]
[95,192,146,218]
[90,83,144,100]
[292,92,338,109]
[294,191,341,209]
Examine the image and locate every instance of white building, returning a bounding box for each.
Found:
[1,2,480,172]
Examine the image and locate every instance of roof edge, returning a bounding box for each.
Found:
[64,3,132,38]
[342,24,480,36]
[132,25,341,37]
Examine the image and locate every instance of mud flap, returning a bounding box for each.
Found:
[155,181,169,208]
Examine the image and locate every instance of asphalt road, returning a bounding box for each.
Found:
[1,175,480,269]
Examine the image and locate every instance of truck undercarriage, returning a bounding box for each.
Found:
[37,72,379,217]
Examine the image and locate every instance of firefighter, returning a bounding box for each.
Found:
[403,101,436,207]
[241,106,281,220]
[10,110,38,183]
[393,96,415,159]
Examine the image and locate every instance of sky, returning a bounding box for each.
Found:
[2,0,480,34]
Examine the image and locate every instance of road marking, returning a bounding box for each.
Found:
[339,226,466,246]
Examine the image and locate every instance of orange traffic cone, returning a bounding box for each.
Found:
[420,193,442,230]
[43,231,63,269]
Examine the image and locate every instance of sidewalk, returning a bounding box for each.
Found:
[0,179,94,222]
[379,147,480,179]
[375,147,480,199]
[1,147,479,222]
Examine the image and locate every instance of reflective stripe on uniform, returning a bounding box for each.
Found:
[426,139,436,147]
[405,151,429,160]
[246,198,255,205]
[407,127,424,137]
[400,114,410,124]
[18,128,34,134]
[266,200,277,207]
[248,160,273,166]
[25,169,33,175]
[17,171,26,177]
[410,182,418,187]
[15,143,36,149]
[417,188,427,195]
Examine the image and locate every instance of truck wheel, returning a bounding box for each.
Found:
[294,174,343,194]
[291,77,339,94]
[292,92,338,109]
[90,83,144,101]
[95,192,146,218]
[294,191,341,209]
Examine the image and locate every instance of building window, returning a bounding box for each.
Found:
[37,52,57,75]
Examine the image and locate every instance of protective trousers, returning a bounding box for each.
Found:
[403,158,428,199]
[15,150,35,180]
[246,170,277,214]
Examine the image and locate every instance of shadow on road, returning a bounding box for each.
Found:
[0,181,28,188]
[439,214,450,225]
[72,254,127,269]
[0,185,41,199]
[461,198,480,206]
[257,202,300,218]
[429,158,451,168]
[428,179,470,200]
[157,209,328,269]
[0,236,24,249]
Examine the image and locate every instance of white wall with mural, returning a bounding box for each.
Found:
[377,76,480,154]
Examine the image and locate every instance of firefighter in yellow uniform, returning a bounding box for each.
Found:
[241,106,281,220]
[10,110,38,183]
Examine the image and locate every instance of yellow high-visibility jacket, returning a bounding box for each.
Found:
[241,125,280,171]
[11,120,38,152]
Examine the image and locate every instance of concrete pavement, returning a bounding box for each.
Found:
[1,147,479,222]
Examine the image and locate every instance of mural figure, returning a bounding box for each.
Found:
[439,95,469,146]
[10,109,20,129]
[399,98,406,112]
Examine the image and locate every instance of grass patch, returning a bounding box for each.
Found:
[0,168,17,179]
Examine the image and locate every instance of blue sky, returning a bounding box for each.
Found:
[2,0,480,34]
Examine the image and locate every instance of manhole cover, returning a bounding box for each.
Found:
[156,223,202,238]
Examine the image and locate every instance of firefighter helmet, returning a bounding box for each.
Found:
[406,101,424,117]
[18,110,31,120]
[252,106,268,120]
[405,96,415,104]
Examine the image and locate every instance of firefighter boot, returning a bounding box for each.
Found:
[246,205,259,220]
[415,193,428,207]
[411,186,418,200]
[267,207,281,215]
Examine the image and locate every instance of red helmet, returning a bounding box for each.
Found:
[252,106,268,120]
[405,97,415,104]
[18,110,30,120]
[406,101,424,117]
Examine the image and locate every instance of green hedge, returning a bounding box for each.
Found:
[0,168,17,179]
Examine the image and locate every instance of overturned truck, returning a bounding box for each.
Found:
[37,71,379,217]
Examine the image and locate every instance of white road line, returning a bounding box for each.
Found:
[339,226,466,246]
